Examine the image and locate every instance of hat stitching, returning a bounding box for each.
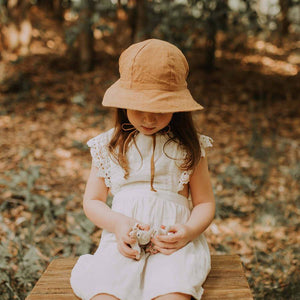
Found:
[167,49,176,89]
[130,40,153,89]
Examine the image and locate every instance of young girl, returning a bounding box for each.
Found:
[70,39,215,300]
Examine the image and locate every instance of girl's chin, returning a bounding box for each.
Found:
[139,126,157,135]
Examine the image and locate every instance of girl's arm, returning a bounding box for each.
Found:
[152,156,215,255]
[185,155,215,238]
[83,165,148,259]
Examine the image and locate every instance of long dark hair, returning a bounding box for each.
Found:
[108,109,202,178]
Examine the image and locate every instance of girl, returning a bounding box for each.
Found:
[70,39,215,300]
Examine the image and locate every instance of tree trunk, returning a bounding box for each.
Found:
[279,0,290,36]
[53,0,65,21]
[115,0,131,48]
[129,0,148,43]
[36,0,53,10]
[204,21,216,71]
[77,1,94,73]
[204,0,228,71]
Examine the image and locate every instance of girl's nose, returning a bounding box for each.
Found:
[144,113,157,124]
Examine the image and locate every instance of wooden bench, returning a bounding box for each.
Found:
[26,255,253,300]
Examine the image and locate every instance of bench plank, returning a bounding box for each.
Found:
[26,255,253,300]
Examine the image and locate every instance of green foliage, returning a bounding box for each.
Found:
[218,163,256,193]
[71,92,86,106]
[72,140,89,151]
[143,0,261,52]
[0,165,95,298]
[0,0,8,24]
[65,0,115,46]
[64,0,260,56]
[15,246,43,289]
[215,163,256,219]
[147,1,196,49]
[250,246,300,299]
[0,243,12,270]
[68,211,95,255]
[0,237,43,299]
[289,162,300,181]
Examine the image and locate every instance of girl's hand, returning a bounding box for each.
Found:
[151,224,194,255]
[113,217,150,259]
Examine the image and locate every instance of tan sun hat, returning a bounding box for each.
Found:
[102,39,204,113]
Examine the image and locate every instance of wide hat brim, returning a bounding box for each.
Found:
[102,79,204,113]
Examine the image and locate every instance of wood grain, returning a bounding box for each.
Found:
[26,255,253,300]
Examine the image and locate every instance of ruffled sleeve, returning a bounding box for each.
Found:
[199,134,214,157]
[86,128,114,188]
[177,134,213,192]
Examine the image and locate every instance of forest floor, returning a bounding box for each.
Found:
[0,7,299,300]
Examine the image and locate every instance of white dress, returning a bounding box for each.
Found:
[70,128,214,300]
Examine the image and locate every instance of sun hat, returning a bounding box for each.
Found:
[102,39,204,113]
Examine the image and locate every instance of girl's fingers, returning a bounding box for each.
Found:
[155,234,179,243]
[118,242,138,259]
[152,239,178,249]
[122,242,137,255]
[154,245,177,255]
[123,234,136,245]
[117,243,130,258]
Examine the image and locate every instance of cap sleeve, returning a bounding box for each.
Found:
[87,129,114,187]
[199,134,213,157]
[177,134,213,193]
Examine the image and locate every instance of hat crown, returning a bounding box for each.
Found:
[119,39,189,91]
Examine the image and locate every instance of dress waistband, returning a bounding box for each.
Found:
[114,185,190,208]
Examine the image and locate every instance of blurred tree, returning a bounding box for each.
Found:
[77,0,94,72]
[65,0,118,71]
[53,0,66,21]
[128,0,149,43]
[3,0,293,73]
[191,0,260,69]
[144,1,196,50]
[115,0,132,47]
[60,0,260,72]
[36,0,66,20]
[36,0,53,10]
[202,0,229,71]
[0,0,32,55]
[279,0,291,35]
[147,0,231,70]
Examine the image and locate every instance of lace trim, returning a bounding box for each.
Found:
[177,169,193,192]
[177,134,213,192]
[200,134,214,157]
[87,135,112,188]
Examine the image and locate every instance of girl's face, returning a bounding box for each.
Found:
[127,110,173,135]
